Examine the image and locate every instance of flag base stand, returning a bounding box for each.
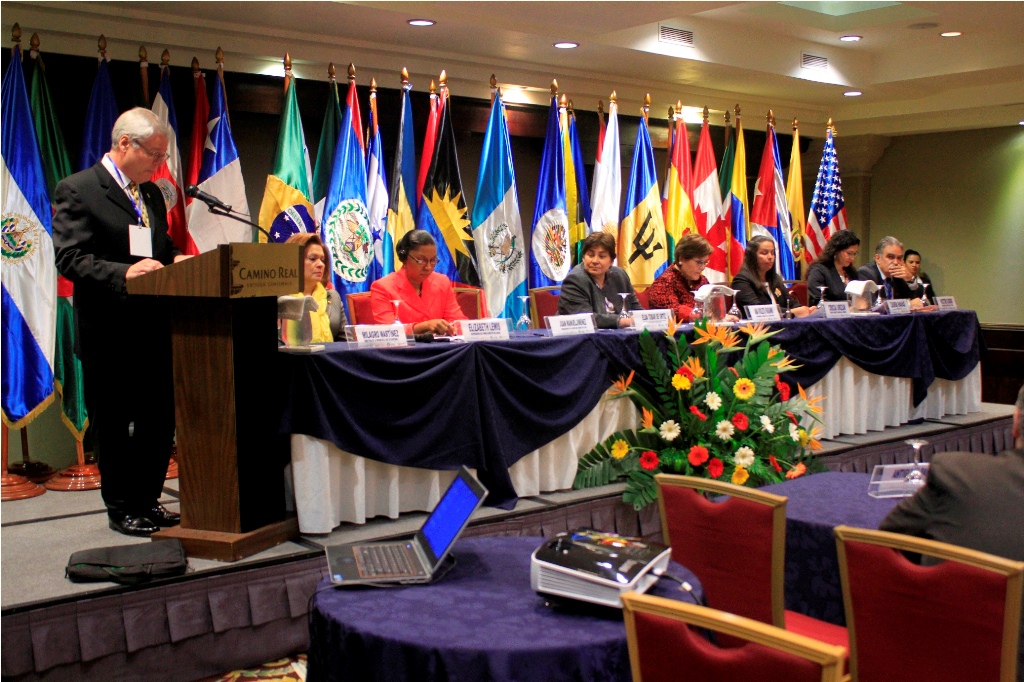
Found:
[45,464,101,491]
[152,517,300,562]
[6,459,57,483]
[1,473,46,501]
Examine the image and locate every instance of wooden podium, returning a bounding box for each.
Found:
[128,243,303,561]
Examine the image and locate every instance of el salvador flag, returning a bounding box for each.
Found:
[471,91,527,320]
[366,91,388,285]
[2,45,57,427]
[529,96,569,288]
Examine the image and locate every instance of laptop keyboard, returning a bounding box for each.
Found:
[356,543,427,578]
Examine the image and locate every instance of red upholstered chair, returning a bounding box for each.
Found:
[346,291,374,325]
[622,592,847,682]
[835,525,1024,682]
[788,281,808,306]
[634,287,650,310]
[452,284,487,319]
[529,286,561,328]
[655,474,849,654]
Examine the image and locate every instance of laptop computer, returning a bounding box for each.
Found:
[325,466,488,585]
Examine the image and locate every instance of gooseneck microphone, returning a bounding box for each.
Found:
[185,185,232,212]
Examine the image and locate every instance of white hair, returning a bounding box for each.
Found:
[110,107,169,150]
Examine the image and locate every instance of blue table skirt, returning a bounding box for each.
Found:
[278,311,981,505]
[307,536,703,682]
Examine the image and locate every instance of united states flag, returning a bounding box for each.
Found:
[804,125,847,263]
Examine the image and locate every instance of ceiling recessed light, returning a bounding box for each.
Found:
[940,31,962,37]
[840,35,862,42]
[553,42,579,49]
[1019,120,1024,126]
[844,90,863,97]
[407,19,435,27]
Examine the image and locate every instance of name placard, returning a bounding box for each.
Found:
[353,324,410,348]
[460,318,510,341]
[885,299,912,316]
[936,296,958,311]
[633,308,672,332]
[823,301,852,319]
[548,313,596,337]
[746,304,781,322]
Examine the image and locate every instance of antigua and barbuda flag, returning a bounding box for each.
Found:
[664,111,698,257]
[2,44,56,427]
[725,112,749,279]
[618,103,668,288]
[77,54,118,172]
[529,92,570,288]
[187,66,250,250]
[471,86,527,320]
[590,94,621,238]
[384,70,417,276]
[415,82,479,286]
[366,78,388,284]
[258,61,315,243]
[692,112,729,283]
[750,121,797,279]
[787,120,806,276]
[805,123,847,263]
[321,71,372,317]
[564,102,591,264]
[151,58,197,254]
[312,70,341,224]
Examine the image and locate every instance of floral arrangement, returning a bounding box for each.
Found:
[574,319,824,509]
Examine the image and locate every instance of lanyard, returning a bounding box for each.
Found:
[107,157,146,225]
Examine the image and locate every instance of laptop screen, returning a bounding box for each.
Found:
[418,470,487,565]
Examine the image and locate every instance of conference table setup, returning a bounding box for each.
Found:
[278,309,984,534]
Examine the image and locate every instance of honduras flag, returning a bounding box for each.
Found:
[529,95,569,288]
[619,113,668,288]
[77,56,118,172]
[2,45,56,427]
[384,74,417,276]
[471,90,526,320]
[321,77,372,317]
[366,82,388,284]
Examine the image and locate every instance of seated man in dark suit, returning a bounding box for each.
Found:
[856,236,922,307]
[881,385,1024,681]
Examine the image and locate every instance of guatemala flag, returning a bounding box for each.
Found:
[366,81,388,284]
[529,94,569,288]
[2,45,56,427]
[471,89,526,320]
[384,73,417,276]
[619,111,668,288]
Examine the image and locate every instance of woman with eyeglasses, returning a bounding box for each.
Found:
[370,229,467,335]
[284,232,343,342]
[647,234,735,322]
[731,236,814,317]
[557,231,641,329]
[806,230,862,307]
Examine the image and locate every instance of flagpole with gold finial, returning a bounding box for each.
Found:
[439,69,448,101]
[216,47,230,124]
[642,93,650,124]
[768,109,775,129]
[97,34,107,63]
[139,46,149,105]
[283,52,292,92]
[29,29,39,60]
[369,76,378,149]
[11,23,21,59]
[489,74,497,104]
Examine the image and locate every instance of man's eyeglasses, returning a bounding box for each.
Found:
[408,254,439,267]
[132,139,170,162]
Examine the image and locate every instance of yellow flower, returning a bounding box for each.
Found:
[610,439,630,460]
[731,466,750,485]
[693,322,741,348]
[797,383,825,414]
[799,426,823,451]
[683,356,705,378]
[610,370,635,395]
[641,407,654,429]
[672,374,692,391]
[733,378,756,400]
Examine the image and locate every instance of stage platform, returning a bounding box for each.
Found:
[1,402,1014,681]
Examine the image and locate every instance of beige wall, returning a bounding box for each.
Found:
[869,126,1024,325]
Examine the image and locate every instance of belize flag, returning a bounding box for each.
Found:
[750,123,797,279]
[384,72,417,276]
[590,95,620,237]
[471,89,526,320]
[187,68,250,251]
[2,45,56,427]
[529,94,570,288]
[151,62,196,254]
[366,79,388,284]
[619,108,668,288]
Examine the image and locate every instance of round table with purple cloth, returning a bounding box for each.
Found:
[306,536,704,682]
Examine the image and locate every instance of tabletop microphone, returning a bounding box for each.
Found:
[185,185,232,212]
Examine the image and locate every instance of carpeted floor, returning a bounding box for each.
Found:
[199,654,306,682]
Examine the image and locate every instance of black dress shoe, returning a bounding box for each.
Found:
[109,514,159,537]
[146,505,180,527]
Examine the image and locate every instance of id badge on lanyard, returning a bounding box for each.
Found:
[111,162,153,258]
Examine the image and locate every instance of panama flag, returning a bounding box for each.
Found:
[787,120,806,276]
[664,113,698,256]
[725,113,749,278]
[471,89,527,320]
[590,95,621,237]
[2,45,56,427]
[564,103,591,263]
[312,73,341,224]
[151,62,196,254]
[258,64,314,243]
[750,123,797,279]
[805,124,847,263]
[187,69,250,251]
[530,94,570,288]
[321,73,372,315]
[366,79,388,284]
[384,72,417,276]
[619,108,669,288]
[692,113,728,283]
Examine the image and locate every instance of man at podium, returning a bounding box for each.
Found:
[53,108,191,537]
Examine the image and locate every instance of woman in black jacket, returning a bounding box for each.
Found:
[731,236,813,317]
[806,230,862,307]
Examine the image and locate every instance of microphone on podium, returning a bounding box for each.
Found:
[185,185,232,212]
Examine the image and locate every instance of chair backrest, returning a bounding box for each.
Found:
[622,592,846,682]
[452,284,487,319]
[529,286,561,328]
[346,291,374,325]
[635,287,650,310]
[788,281,808,306]
[656,474,787,628]
[835,525,1024,682]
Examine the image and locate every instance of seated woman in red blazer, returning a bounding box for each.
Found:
[370,229,467,335]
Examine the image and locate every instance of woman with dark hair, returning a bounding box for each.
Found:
[646,233,735,322]
[557,231,641,329]
[370,229,467,335]
[904,249,938,303]
[731,236,813,317]
[284,232,344,342]
[806,230,862,306]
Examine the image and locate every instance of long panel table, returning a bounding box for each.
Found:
[280,311,982,533]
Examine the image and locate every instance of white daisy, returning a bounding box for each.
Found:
[659,420,681,442]
[704,392,722,411]
[715,420,735,441]
[734,446,755,468]
[760,415,775,434]
[789,422,800,442]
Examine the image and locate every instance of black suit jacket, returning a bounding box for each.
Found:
[731,270,798,312]
[557,264,642,329]
[805,262,859,306]
[856,262,914,300]
[53,163,181,361]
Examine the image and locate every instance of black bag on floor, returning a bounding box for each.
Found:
[66,539,188,585]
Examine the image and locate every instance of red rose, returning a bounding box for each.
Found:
[640,450,660,471]
[707,458,724,478]
[689,405,707,421]
[731,412,749,430]
[769,455,783,473]
[687,445,709,466]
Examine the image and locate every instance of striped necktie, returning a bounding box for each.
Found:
[127,182,150,228]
